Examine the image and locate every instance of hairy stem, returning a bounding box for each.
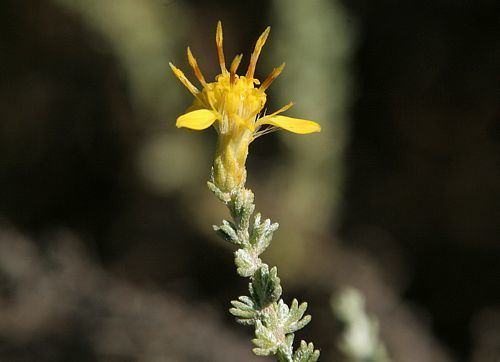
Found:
[209,178,320,361]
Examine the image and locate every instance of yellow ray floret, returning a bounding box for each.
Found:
[176,109,217,130]
[258,116,321,134]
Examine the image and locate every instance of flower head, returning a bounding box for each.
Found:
[170,22,321,192]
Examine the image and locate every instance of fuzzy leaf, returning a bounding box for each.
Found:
[277,334,295,361]
[213,220,240,245]
[229,188,255,232]
[266,299,310,335]
[252,320,280,356]
[250,213,279,255]
[250,265,282,309]
[235,249,261,277]
[229,296,258,325]
[293,340,320,362]
[284,299,311,334]
[207,180,230,203]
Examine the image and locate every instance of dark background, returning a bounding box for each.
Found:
[0,0,498,361]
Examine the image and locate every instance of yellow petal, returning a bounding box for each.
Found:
[176,109,218,130]
[259,115,321,134]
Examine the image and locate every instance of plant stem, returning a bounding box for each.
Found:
[209,179,320,361]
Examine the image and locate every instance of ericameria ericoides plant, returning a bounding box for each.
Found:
[171,22,321,361]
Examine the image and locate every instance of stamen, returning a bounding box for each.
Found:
[260,63,285,91]
[216,21,228,75]
[252,125,279,140]
[187,47,207,87]
[270,102,294,116]
[230,54,243,84]
[246,26,271,79]
[169,62,199,96]
[230,54,243,74]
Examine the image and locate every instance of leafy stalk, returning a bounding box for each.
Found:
[209,177,320,361]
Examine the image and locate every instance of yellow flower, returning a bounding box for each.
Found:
[170,21,321,192]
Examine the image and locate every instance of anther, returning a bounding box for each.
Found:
[260,63,285,91]
[187,47,207,87]
[216,21,228,75]
[246,26,271,79]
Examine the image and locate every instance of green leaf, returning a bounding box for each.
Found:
[250,265,282,309]
[235,249,261,277]
[229,188,255,232]
[277,334,295,361]
[207,180,230,203]
[250,213,279,255]
[229,296,258,325]
[252,320,280,356]
[265,299,310,335]
[293,340,320,362]
[284,299,311,334]
[213,220,240,245]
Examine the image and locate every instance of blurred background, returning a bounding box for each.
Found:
[0,0,498,361]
